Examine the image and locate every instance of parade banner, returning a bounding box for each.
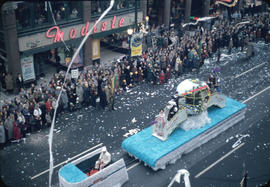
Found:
[20,55,35,81]
[92,39,100,60]
[131,33,143,57]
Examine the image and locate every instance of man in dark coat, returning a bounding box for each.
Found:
[83,83,90,106]
[0,62,6,90]
[16,73,24,94]
[99,87,107,110]
[39,102,47,126]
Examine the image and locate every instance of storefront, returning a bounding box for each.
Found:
[100,30,130,54]
[19,11,142,67]
[1,1,144,82]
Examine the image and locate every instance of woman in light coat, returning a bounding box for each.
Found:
[4,115,14,141]
[76,84,84,105]
[104,84,111,108]
[5,72,14,93]
[0,121,6,144]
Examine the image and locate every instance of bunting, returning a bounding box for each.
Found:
[215,0,239,7]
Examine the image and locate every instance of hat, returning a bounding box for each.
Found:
[102,147,107,152]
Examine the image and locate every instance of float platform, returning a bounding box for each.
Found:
[122,97,246,170]
[59,146,129,187]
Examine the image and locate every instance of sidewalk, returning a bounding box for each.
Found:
[0,48,125,106]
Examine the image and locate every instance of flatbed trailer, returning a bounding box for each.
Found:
[122,97,246,170]
[59,146,128,187]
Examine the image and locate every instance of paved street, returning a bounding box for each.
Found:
[1,42,270,187]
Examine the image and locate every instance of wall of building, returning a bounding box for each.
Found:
[1,2,21,78]
[1,1,143,81]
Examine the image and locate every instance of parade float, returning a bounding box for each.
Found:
[58,146,128,187]
[122,79,246,170]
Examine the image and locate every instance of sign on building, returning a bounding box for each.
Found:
[20,55,35,81]
[18,12,143,52]
[92,39,100,60]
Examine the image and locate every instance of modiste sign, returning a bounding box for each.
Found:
[46,16,125,43]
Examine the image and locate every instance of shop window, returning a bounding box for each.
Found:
[34,2,48,25]
[91,0,102,15]
[170,0,185,24]
[16,2,49,29]
[116,0,128,10]
[50,1,82,20]
[91,0,136,16]
[16,1,82,31]
[69,2,80,19]
[48,46,83,68]
[127,0,135,8]
[16,3,31,29]
[49,2,61,21]
[91,1,112,15]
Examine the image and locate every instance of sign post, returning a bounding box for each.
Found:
[20,55,36,82]
[71,68,79,79]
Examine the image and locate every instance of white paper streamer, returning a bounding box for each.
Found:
[235,21,250,27]
[182,17,215,28]
[48,1,115,186]
[48,2,70,51]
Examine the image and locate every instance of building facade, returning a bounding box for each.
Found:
[0,1,145,82]
[0,0,265,83]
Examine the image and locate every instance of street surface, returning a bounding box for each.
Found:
[1,42,270,187]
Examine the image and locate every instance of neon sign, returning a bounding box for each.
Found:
[46,15,125,43]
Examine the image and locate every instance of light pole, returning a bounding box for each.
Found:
[144,16,149,49]
[127,28,133,61]
[145,16,149,31]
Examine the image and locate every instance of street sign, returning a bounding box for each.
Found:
[71,68,79,79]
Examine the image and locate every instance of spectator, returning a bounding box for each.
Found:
[34,103,42,130]
[104,84,111,109]
[70,8,78,19]
[4,115,13,141]
[17,112,26,138]
[159,70,165,84]
[5,72,14,94]
[16,73,24,94]
[109,83,115,111]
[0,121,6,147]
[13,116,21,141]
[76,84,84,107]
[83,82,90,106]
[45,98,53,115]
[99,87,107,110]
[0,62,6,90]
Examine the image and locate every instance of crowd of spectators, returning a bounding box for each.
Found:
[1,10,270,147]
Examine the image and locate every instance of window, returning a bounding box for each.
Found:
[91,0,137,16]
[15,2,82,31]
[91,0,102,15]
[69,2,81,19]
[91,0,112,15]
[16,2,31,29]
[34,2,48,25]
[50,1,82,21]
